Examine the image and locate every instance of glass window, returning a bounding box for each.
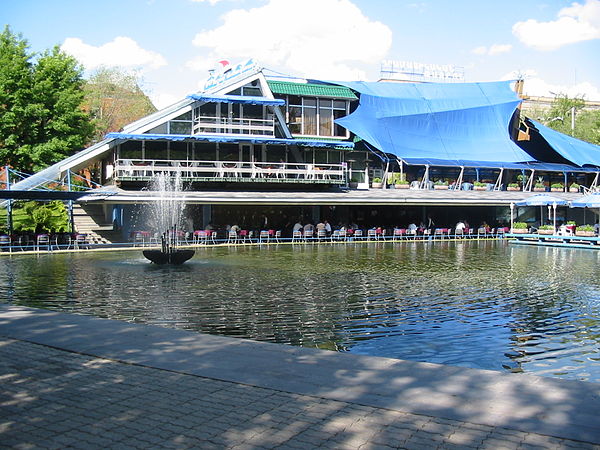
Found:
[242,86,262,97]
[227,88,241,95]
[243,104,263,120]
[288,95,302,106]
[145,141,167,160]
[197,103,216,117]
[319,104,333,136]
[173,111,192,121]
[219,143,238,162]
[194,143,216,161]
[303,106,317,135]
[147,123,168,134]
[169,122,192,134]
[288,106,302,134]
[304,98,317,107]
[333,109,347,137]
[333,100,346,110]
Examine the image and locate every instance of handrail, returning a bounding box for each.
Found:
[114,159,345,183]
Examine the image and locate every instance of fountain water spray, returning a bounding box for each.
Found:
[143,172,195,265]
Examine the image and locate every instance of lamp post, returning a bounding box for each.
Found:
[510,202,514,232]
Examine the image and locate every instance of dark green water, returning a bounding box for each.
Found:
[1,240,599,382]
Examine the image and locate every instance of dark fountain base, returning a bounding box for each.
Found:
[143,249,195,265]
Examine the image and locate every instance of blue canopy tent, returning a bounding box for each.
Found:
[525,119,600,167]
[334,80,535,166]
[571,193,600,228]
[515,194,569,231]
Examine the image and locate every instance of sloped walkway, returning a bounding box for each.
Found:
[1,305,599,449]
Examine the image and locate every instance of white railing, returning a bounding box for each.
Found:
[115,159,345,183]
[193,116,275,136]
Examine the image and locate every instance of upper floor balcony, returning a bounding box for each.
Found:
[192,116,275,137]
[113,158,346,185]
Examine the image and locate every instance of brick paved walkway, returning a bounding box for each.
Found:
[1,337,598,450]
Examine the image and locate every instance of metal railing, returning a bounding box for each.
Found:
[192,116,275,136]
[114,159,345,183]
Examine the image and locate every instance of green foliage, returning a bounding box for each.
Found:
[387,172,407,185]
[0,26,94,173]
[551,182,563,189]
[512,222,528,229]
[542,93,600,145]
[576,224,595,232]
[372,177,382,183]
[538,225,554,230]
[11,201,69,233]
[508,182,519,188]
[434,179,448,185]
[84,67,156,144]
[474,181,486,187]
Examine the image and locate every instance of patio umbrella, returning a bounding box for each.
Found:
[515,194,569,231]
[571,193,600,227]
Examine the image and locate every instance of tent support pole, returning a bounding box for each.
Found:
[494,168,504,191]
[525,169,534,192]
[382,161,390,188]
[420,165,430,190]
[455,166,464,190]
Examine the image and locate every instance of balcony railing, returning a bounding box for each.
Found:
[193,116,275,136]
[114,159,345,184]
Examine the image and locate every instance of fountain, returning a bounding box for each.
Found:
[142,173,195,265]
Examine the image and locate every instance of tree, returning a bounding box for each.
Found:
[542,93,600,145]
[84,67,156,143]
[0,26,94,173]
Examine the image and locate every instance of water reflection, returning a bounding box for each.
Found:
[1,241,599,382]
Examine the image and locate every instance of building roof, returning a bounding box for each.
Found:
[335,80,535,165]
[267,80,358,100]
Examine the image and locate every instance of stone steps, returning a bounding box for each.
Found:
[72,204,123,245]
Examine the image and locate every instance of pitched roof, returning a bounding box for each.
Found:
[267,80,357,100]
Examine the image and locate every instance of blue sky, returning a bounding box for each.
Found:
[4,0,600,108]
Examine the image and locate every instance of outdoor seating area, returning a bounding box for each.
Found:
[0,232,89,252]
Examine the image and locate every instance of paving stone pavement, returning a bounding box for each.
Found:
[1,337,598,450]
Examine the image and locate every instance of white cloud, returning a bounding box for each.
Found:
[191,0,225,4]
[488,44,512,55]
[502,69,600,101]
[188,0,392,80]
[61,36,167,71]
[471,44,512,55]
[512,0,600,51]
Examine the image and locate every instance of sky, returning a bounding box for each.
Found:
[4,0,600,109]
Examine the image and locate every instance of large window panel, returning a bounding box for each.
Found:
[303,99,317,135]
[319,99,333,136]
[288,105,302,134]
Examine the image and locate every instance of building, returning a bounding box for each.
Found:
[9,59,600,240]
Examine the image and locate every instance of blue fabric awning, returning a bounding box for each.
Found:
[187,94,285,106]
[106,132,354,149]
[400,157,597,173]
[334,80,535,164]
[526,119,600,167]
[515,194,569,206]
[571,193,600,208]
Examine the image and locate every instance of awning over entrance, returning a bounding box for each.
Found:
[334,80,535,165]
[105,132,354,149]
[525,119,600,167]
[187,94,285,106]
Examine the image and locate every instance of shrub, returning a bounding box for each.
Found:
[512,222,528,229]
[577,224,595,232]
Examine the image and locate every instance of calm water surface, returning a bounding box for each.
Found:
[2,241,599,382]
